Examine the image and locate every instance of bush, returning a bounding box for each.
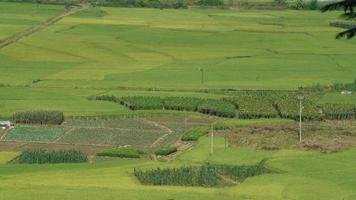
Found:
[95,95,118,102]
[181,126,210,141]
[306,0,318,10]
[197,0,223,6]
[13,111,64,125]
[94,0,188,8]
[154,146,177,156]
[18,149,88,164]
[97,148,145,158]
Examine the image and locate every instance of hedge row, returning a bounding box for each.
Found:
[13,111,64,125]
[116,96,236,118]
[97,148,145,158]
[18,149,88,164]
[94,95,355,121]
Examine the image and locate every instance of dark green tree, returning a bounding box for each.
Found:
[321,0,356,39]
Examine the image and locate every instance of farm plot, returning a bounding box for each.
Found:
[275,95,323,120]
[63,119,158,130]
[225,96,278,119]
[57,127,166,147]
[4,126,68,142]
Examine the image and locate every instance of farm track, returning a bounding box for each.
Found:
[53,127,75,143]
[0,3,90,49]
[140,119,173,148]
[0,129,10,141]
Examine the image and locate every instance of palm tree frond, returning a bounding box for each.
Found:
[336,27,356,39]
[340,12,356,19]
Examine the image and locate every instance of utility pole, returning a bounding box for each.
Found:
[298,95,304,143]
[224,131,228,150]
[210,123,214,154]
[199,68,204,84]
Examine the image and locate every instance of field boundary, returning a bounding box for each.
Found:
[0,3,90,49]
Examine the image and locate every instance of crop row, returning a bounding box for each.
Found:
[275,95,323,121]
[18,149,88,164]
[118,96,236,118]
[322,103,356,120]
[134,160,269,187]
[224,96,278,119]
[95,95,355,121]
[13,111,64,125]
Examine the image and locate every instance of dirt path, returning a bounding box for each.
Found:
[0,129,11,141]
[140,119,173,148]
[0,4,90,49]
[53,127,75,143]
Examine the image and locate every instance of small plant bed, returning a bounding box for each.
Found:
[134,160,270,187]
[63,119,158,130]
[17,149,88,164]
[4,126,68,142]
[97,148,145,158]
[154,147,177,156]
[58,127,166,146]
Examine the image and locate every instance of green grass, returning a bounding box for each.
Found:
[318,93,356,104]
[5,125,68,142]
[1,135,356,199]
[0,152,19,164]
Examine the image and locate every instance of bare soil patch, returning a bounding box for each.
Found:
[224,120,356,153]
